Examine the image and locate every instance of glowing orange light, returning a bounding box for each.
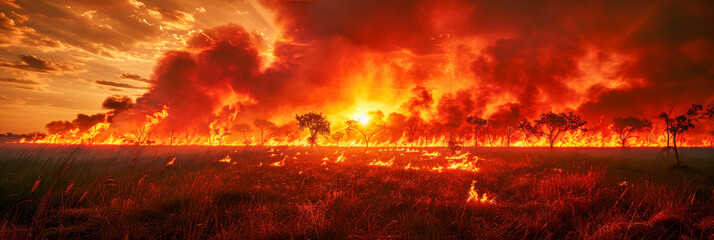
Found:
[352,113,370,125]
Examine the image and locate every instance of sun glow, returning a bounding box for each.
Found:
[353,113,371,125]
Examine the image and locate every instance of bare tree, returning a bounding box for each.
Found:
[611,117,653,147]
[296,112,331,147]
[331,132,345,147]
[465,116,490,147]
[502,124,516,147]
[535,112,587,149]
[517,119,540,146]
[253,119,277,146]
[233,124,252,146]
[655,103,714,167]
[405,117,422,147]
[345,120,385,148]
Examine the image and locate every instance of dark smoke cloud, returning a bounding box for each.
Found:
[48,0,714,142]
[95,80,145,90]
[436,90,475,127]
[102,96,134,113]
[402,86,434,115]
[45,96,135,133]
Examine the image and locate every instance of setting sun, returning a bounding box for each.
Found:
[352,113,371,125]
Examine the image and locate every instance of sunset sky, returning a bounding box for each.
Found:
[1,0,713,136]
[0,0,278,133]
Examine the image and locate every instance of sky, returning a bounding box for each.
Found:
[0,0,278,133]
[1,0,713,138]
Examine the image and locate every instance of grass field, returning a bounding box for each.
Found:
[0,144,713,239]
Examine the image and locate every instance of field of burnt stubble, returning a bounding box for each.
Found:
[0,144,713,239]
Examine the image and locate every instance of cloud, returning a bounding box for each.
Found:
[35,0,714,142]
[0,0,183,58]
[102,95,134,112]
[94,80,146,90]
[0,77,39,85]
[148,8,195,30]
[118,73,151,83]
[0,76,45,91]
[0,55,74,73]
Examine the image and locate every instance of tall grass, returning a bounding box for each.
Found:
[0,144,712,239]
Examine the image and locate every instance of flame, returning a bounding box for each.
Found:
[166,157,176,166]
[466,180,495,204]
[368,157,394,167]
[218,155,231,163]
[19,102,709,148]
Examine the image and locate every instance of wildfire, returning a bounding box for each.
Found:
[368,157,394,167]
[166,157,176,166]
[447,160,479,172]
[422,151,441,157]
[271,160,285,167]
[466,180,495,204]
[334,153,345,163]
[218,155,231,163]
[17,101,711,149]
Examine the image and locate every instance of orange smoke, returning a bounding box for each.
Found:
[28,0,714,147]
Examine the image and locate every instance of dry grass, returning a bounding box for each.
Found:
[0,144,712,239]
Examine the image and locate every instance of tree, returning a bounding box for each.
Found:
[534,112,587,149]
[345,119,386,148]
[709,130,714,147]
[296,112,331,147]
[502,124,516,147]
[405,116,423,146]
[465,116,490,147]
[611,117,653,147]
[233,124,252,145]
[517,119,540,146]
[423,122,443,147]
[253,119,277,146]
[331,132,345,147]
[655,104,714,167]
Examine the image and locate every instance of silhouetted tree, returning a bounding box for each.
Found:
[405,116,423,146]
[233,124,252,145]
[210,127,230,146]
[296,112,331,147]
[424,122,443,147]
[465,116,490,147]
[709,130,714,147]
[331,132,345,147]
[517,119,540,146]
[655,104,714,167]
[502,125,516,147]
[346,120,385,148]
[535,112,587,149]
[611,117,653,147]
[253,119,277,146]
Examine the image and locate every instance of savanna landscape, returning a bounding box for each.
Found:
[2,0,714,239]
[1,144,713,239]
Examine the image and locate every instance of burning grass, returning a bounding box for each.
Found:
[0,144,712,239]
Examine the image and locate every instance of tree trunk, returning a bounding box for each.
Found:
[473,131,479,147]
[620,135,626,147]
[673,133,680,167]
